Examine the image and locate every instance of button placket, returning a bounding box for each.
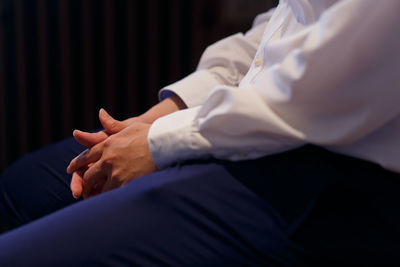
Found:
[250,19,284,85]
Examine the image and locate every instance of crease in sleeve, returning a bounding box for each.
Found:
[158,70,223,108]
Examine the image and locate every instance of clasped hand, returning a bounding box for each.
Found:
[67,109,157,199]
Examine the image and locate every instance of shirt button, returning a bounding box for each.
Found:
[254,57,262,67]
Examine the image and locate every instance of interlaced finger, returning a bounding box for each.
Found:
[70,168,85,199]
[73,129,109,148]
[82,161,108,199]
[67,143,103,174]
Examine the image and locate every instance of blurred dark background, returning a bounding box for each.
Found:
[0,0,278,172]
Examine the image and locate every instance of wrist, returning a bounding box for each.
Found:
[137,113,153,124]
[140,94,187,124]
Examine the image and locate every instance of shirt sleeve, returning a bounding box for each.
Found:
[158,9,276,108]
[149,0,400,169]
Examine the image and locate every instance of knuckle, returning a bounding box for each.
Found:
[103,137,113,147]
[82,171,90,182]
[102,154,115,166]
[69,159,76,168]
[102,158,112,168]
[110,170,122,182]
[77,150,89,162]
[109,121,118,130]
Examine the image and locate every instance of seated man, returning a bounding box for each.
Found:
[0,0,399,265]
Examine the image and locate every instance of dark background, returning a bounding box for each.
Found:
[0,0,278,172]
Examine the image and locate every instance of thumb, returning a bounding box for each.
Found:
[99,108,127,134]
[73,129,108,147]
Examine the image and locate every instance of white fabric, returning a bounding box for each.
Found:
[149,0,400,173]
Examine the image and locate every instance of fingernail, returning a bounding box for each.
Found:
[72,192,79,199]
[73,129,83,137]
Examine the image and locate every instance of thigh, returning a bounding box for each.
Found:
[0,145,398,265]
[0,160,305,266]
[291,154,400,265]
[0,137,85,228]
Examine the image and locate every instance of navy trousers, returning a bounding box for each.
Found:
[0,138,399,265]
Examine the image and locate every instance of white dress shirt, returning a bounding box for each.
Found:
[148,0,400,173]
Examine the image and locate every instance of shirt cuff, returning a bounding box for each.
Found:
[147,107,202,169]
[159,70,222,108]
